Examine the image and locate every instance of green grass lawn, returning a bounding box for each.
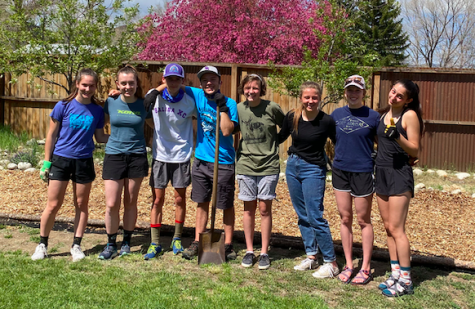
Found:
[0,249,474,309]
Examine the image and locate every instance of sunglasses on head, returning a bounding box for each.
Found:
[345,77,364,87]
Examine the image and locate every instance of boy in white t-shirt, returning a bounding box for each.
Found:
[143,63,197,259]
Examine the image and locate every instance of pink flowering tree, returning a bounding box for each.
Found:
[138,0,328,65]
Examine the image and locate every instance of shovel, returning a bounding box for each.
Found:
[198,105,226,265]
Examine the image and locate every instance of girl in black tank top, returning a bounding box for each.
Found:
[376,111,409,169]
[375,80,423,297]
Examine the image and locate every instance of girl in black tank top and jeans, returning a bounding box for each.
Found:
[375,80,423,297]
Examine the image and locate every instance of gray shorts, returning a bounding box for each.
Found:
[237,174,279,201]
[191,159,235,210]
[149,159,191,189]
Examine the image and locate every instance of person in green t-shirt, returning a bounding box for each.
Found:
[235,74,284,270]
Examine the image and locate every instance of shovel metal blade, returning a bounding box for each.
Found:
[198,231,225,265]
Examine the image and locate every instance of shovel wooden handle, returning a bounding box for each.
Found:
[210,106,220,234]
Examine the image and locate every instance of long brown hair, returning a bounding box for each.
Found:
[291,81,322,134]
[117,64,143,99]
[63,68,99,104]
[379,79,424,135]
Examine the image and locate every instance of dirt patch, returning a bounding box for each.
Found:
[0,167,474,263]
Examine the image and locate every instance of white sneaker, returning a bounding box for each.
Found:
[31,243,47,261]
[70,244,86,262]
[312,262,340,278]
[294,258,318,271]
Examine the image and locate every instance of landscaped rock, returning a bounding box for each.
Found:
[7,163,18,170]
[0,159,10,166]
[279,172,285,181]
[37,139,46,145]
[26,138,37,146]
[0,166,4,171]
[326,175,332,182]
[413,168,423,176]
[427,169,435,174]
[472,193,475,198]
[146,147,152,153]
[428,187,434,191]
[436,170,448,178]
[455,172,471,180]
[451,189,462,195]
[24,168,36,173]
[18,162,32,170]
[415,183,425,191]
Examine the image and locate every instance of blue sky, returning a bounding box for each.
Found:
[127,0,168,16]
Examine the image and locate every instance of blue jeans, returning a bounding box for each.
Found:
[286,154,336,262]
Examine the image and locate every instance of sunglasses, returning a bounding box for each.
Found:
[345,77,364,87]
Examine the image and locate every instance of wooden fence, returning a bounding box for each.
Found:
[1,63,475,171]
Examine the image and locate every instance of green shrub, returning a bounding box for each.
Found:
[10,148,39,166]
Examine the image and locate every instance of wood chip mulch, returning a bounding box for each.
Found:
[1,166,474,262]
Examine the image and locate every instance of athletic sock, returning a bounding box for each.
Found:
[173,220,184,239]
[107,233,117,246]
[260,253,268,257]
[151,224,161,244]
[40,236,49,248]
[72,237,82,247]
[391,260,401,279]
[246,251,254,255]
[399,266,412,285]
[123,230,133,245]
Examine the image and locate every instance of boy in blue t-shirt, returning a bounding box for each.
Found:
[181,66,239,261]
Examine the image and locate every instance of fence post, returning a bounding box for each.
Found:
[0,73,4,126]
[230,63,239,103]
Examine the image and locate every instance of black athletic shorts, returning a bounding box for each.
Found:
[191,159,235,210]
[332,166,374,197]
[375,165,414,198]
[102,153,149,180]
[49,154,95,184]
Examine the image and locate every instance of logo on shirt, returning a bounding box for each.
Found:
[336,116,370,134]
[154,106,187,118]
[69,113,93,130]
[201,112,216,140]
[118,110,141,116]
[242,116,265,144]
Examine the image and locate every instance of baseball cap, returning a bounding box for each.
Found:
[344,75,365,89]
[164,63,185,78]
[197,66,221,80]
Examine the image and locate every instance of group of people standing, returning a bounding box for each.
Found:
[31,63,423,298]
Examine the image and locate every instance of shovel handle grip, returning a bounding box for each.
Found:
[210,105,220,234]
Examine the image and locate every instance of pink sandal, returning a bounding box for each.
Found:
[337,266,354,284]
[350,269,373,285]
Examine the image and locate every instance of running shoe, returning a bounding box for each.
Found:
[119,243,131,256]
[144,243,163,260]
[70,244,85,262]
[170,238,184,255]
[182,241,199,260]
[312,263,340,279]
[224,243,237,261]
[293,258,318,271]
[31,243,47,261]
[98,244,118,260]
[258,254,271,270]
[241,252,257,268]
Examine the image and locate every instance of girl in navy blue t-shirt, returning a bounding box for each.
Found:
[32,68,109,262]
[331,75,379,285]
